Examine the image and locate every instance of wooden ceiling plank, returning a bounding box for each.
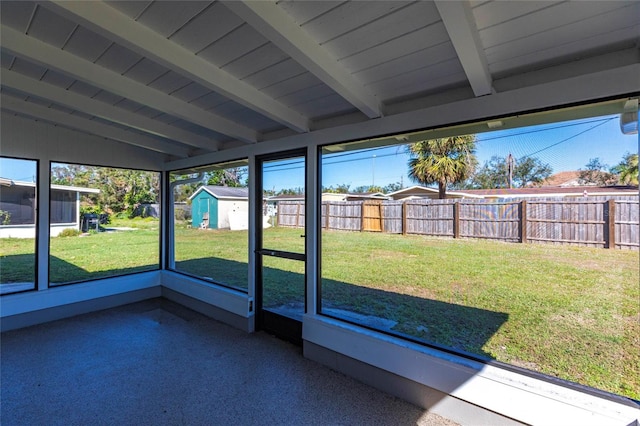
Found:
[42,0,310,133]
[1,25,258,143]
[1,94,190,157]
[1,69,219,151]
[224,1,384,119]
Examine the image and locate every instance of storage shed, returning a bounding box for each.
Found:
[189,186,248,230]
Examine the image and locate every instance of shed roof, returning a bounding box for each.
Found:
[189,186,248,200]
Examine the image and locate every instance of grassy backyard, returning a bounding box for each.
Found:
[0,222,637,399]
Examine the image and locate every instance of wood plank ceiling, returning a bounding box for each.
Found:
[1,1,638,159]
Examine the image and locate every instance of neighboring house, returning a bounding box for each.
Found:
[542,171,585,187]
[321,192,389,202]
[0,178,99,238]
[386,185,483,200]
[264,194,304,218]
[189,186,248,230]
[386,184,638,201]
[459,185,639,199]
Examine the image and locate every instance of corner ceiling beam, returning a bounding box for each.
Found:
[435,1,493,97]
[0,26,258,143]
[1,95,191,158]
[223,1,384,119]
[41,0,310,133]
[1,69,218,152]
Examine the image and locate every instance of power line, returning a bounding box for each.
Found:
[523,117,614,158]
[263,115,618,174]
[476,117,613,143]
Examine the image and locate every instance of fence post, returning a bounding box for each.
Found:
[296,202,301,228]
[402,201,407,235]
[453,202,460,238]
[324,202,329,229]
[605,199,616,249]
[360,201,365,232]
[519,200,527,243]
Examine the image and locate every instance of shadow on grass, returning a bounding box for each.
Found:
[175,256,507,360]
[49,255,158,285]
[0,253,36,284]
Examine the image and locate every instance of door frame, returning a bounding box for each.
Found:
[254,148,307,345]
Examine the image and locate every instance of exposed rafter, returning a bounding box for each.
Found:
[223,1,384,119]
[0,26,258,143]
[1,95,191,158]
[40,0,310,133]
[1,69,219,152]
[435,1,493,97]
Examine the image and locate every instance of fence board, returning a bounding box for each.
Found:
[276,195,638,250]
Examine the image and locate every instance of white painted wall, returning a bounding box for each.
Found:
[217,199,249,229]
[0,224,78,238]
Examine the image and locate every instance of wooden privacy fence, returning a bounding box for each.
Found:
[277,196,639,250]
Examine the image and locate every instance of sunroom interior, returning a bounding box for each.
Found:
[1,1,639,425]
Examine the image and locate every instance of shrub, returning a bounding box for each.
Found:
[0,210,11,225]
[58,228,81,237]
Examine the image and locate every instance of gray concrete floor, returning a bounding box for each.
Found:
[1,299,458,426]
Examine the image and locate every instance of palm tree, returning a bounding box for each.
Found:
[408,135,477,199]
[612,153,639,185]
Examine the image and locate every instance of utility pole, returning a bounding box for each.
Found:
[507,153,515,189]
[372,154,376,187]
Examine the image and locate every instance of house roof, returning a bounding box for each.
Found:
[459,186,639,199]
[386,185,483,200]
[0,178,100,193]
[385,184,638,200]
[542,171,584,187]
[189,186,248,200]
[267,194,305,202]
[0,1,636,159]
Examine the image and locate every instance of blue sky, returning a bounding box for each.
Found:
[319,114,638,191]
[2,114,637,191]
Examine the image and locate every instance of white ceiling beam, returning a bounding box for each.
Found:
[435,1,493,97]
[0,26,258,143]
[1,95,191,158]
[223,1,384,119]
[41,0,310,133]
[1,69,219,152]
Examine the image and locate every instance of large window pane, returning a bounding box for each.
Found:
[0,157,37,294]
[49,163,160,285]
[170,160,249,291]
[320,103,639,399]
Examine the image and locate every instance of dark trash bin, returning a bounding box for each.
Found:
[81,213,100,232]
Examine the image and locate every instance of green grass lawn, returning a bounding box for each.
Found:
[1,222,637,399]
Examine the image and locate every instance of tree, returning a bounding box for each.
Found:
[464,155,552,189]
[512,156,552,188]
[611,152,638,185]
[95,168,159,217]
[578,158,617,186]
[353,185,384,193]
[277,187,303,195]
[205,167,246,187]
[52,164,160,217]
[407,135,477,199]
[463,155,505,189]
[382,181,403,193]
[323,184,351,193]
